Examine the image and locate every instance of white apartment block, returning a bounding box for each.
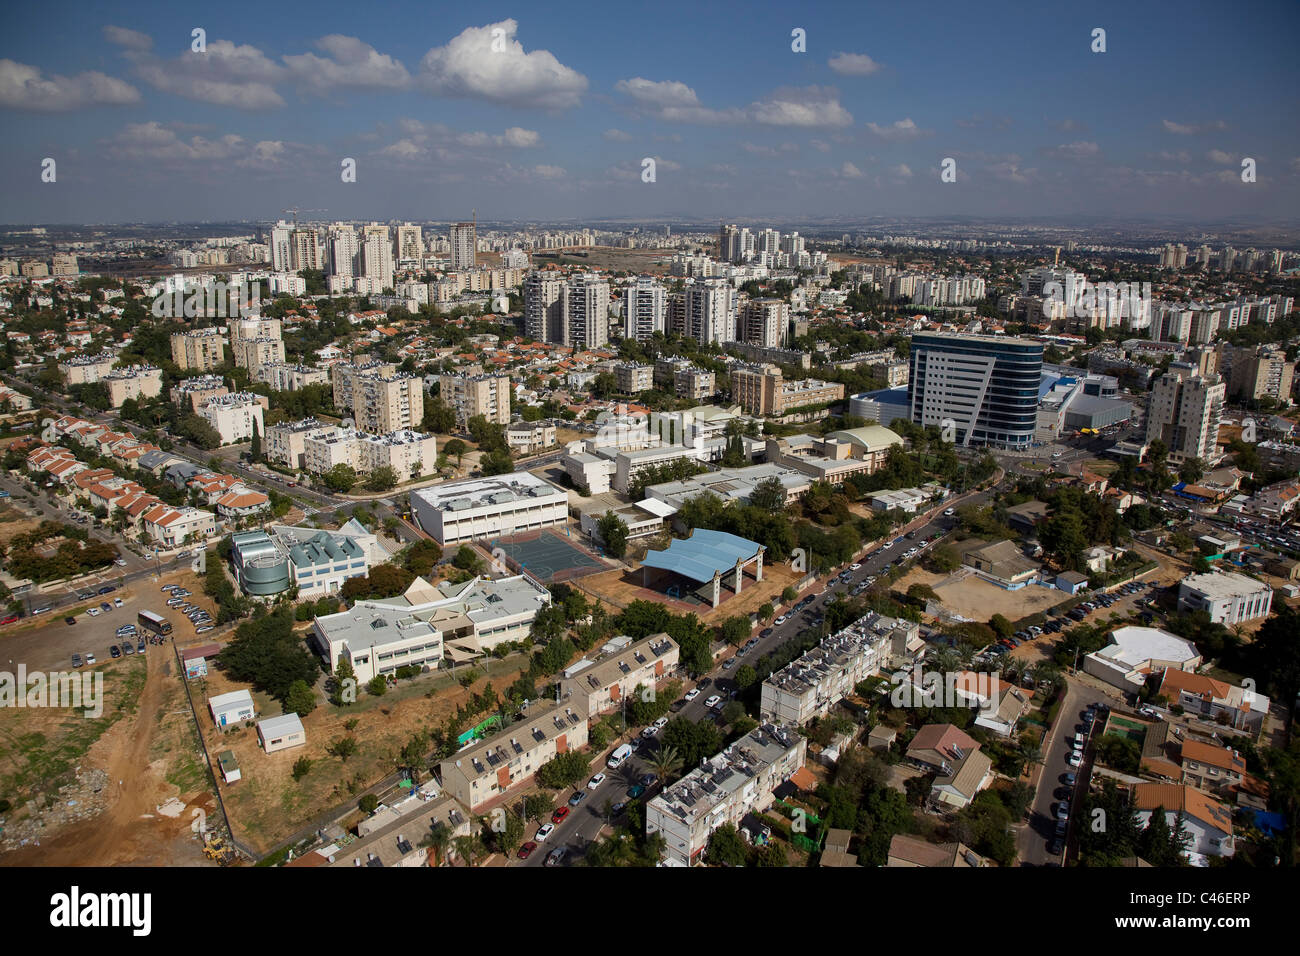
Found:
[646,723,807,866]
[1145,363,1226,463]
[439,373,511,427]
[232,335,286,371]
[199,392,267,445]
[449,222,477,271]
[439,702,587,813]
[525,271,565,343]
[738,298,788,349]
[1178,571,1274,626]
[625,276,666,341]
[562,275,610,350]
[266,417,338,470]
[683,277,735,345]
[410,472,568,546]
[559,633,680,719]
[170,328,226,371]
[302,426,436,480]
[759,613,902,725]
[506,420,557,455]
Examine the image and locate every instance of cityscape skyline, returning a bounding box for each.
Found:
[2,0,1298,225]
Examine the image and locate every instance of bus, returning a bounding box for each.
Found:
[138,609,172,636]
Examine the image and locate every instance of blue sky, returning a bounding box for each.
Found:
[2,0,1298,225]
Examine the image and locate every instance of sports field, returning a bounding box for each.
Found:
[490,529,606,584]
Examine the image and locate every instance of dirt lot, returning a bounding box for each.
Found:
[213,653,529,855]
[0,635,216,866]
[895,565,1069,623]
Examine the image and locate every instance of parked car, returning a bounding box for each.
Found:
[684,688,700,701]
[534,823,555,842]
[1068,752,1082,767]
[550,806,570,824]
[100,602,112,612]
[137,639,146,653]
[517,841,538,860]
[722,658,737,670]
[110,644,121,659]
[544,846,567,867]
[98,586,115,595]
[85,652,96,665]
[587,773,606,790]
[86,607,101,617]
[626,784,646,799]
[704,695,722,709]
[71,653,83,668]
[196,626,213,633]
[0,614,21,625]
[567,790,587,808]
[122,642,134,656]
[33,604,54,615]
[113,598,123,608]
[65,616,77,626]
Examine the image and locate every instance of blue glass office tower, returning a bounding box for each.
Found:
[908,332,1043,449]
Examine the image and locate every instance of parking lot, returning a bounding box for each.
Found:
[0,566,215,673]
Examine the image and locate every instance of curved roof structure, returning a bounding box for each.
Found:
[640,528,763,583]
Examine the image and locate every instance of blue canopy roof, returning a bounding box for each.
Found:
[641,529,763,583]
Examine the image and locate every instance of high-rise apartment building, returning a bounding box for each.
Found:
[524,271,565,343]
[395,223,423,262]
[908,332,1043,449]
[1226,347,1295,405]
[291,229,322,272]
[329,226,358,277]
[1145,363,1226,463]
[738,298,789,349]
[269,221,293,272]
[683,278,734,345]
[450,221,477,270]
[624,276,666,342]
[562,275,610,350]
[439,374,511,427]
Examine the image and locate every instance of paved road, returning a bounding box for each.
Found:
[1019,677,1109,867]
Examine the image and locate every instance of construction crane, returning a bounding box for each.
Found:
[281,207,326,227]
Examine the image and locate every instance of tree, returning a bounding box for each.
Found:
[597,511,629,559]
[749,476,787,514]
[419,823,453,866]
[328,736,360,761]
[523,793,555,824]
[291,757,313,781]
[363,466,398,492]
[285,679,317,716]
[250,419,262,462]
[359,794,380,814]
[444,438,467,465]
[648,744,684,784]
[367,675,388,696]
[216,607,318,703]
[453,545,485,575]
[1177,457,1203,486]
[704,823,749,867]
[323,464,358,493]
[719,615,751,646]
[758,602,775,623]
[536,750,590,790]
[331,656,357,706]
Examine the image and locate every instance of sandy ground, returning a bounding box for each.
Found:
[0,639,215,867]
[895,565,1068,622]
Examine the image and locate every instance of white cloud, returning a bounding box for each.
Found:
[1042,140,1100,160]
[749,87,852,127]
[1207,149,1236,165]
[839,161,864,178]
[810,139,831,153]
[533,164,566,179]
[615,80,851,127]
[103,25,153,52]
[133,40,287,109]
[105,121,245,162]
[283,35,411,93]
[890,164,913,180]
[603,128,634,142]
[418,19,588,109]
[0,58,139,111]
[827,52,882,76]
[865,117,929,141]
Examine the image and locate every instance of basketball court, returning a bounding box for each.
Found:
[490,529,606,584]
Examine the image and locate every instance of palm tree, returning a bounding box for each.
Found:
[648,744,683,785]
[419,823,452,867]
[452,833,484,868]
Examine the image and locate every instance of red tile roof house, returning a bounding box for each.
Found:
[1156,669,1270,736]
[1179,739,1247,796]
[1131,783,1235,860]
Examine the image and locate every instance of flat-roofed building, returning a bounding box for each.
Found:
[199,392,267,445]
[59,354,116,386]
[1178,570,1274,625]
[170,375,229,413]
[439,701,588,812]
[643,461,812,510]
[439,373,511,427]
[170,328,226,371]
[301,426,436,481]
[646,722,806,866]
[560,633,680,718]
[258,713,306,754]
[760,613,900,725]
[253,362,330,392]
[1083,625,1202,691]
[731,363,844,418]
[333,357,424,433]
[614,362,655,394]
[103,365,164,407]
[506,420,556,455]
[409,472,567,546]
[230,519,386,597]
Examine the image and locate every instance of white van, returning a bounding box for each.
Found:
[607,743,633,769]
